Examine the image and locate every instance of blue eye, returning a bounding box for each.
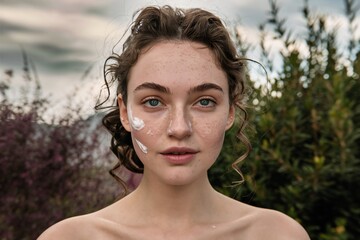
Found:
[199,99,210,106]
[198,98,216,107]
[144,98,161,107]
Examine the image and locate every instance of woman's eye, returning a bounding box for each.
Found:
[144,98,161,107]
[197,98,216,107]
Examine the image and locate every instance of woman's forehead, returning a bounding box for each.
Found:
[127,41,227,91]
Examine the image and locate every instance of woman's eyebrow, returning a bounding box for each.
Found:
[134,82,171,94]
[189,83,224,94]
[133,82,224,94]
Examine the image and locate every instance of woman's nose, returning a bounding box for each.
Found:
[167,108,192,139]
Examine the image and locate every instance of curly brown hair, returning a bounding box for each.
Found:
[97,5,251,189]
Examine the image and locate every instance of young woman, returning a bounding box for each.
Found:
[39,6,310,240]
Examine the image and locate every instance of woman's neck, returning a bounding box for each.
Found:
[126,173,222,228]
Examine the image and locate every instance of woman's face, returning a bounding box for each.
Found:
[118,41,234,186]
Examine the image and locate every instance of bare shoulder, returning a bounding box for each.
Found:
[37,214,100,240]
[215,194,310,240]
[247,207,310,240]
[37,201,131,240]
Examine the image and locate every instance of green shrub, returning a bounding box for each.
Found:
[210,1,360,239]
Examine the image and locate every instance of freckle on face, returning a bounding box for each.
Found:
[202,122,213,136]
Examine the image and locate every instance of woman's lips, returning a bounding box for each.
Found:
[160,147,199,165]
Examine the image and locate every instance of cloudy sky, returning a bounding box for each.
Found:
[0,0,356,116]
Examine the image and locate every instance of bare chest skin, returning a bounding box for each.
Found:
[38,193,309,240]
[82,188,255,240]
[80,215,253,240]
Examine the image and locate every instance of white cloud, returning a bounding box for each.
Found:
[0,4,121,48]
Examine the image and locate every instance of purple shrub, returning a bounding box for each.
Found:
[0,69,127,239]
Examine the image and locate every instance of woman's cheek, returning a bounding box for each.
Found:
[197,118,227,155]
[200,121,215,136]
[131,116,166,155]
[195,116,227,138]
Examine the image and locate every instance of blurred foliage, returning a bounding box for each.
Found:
[210,0,360,239]
[0,54,121,239]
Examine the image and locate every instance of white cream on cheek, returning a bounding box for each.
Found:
[135,139,148,154]
[146,129,154,136]
[127,105,148,154]
[127,105,145,131]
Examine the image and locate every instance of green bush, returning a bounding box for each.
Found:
[209,1,360,239]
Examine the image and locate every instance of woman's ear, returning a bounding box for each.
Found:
[118,94,131,132]
[225,105,235,131]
